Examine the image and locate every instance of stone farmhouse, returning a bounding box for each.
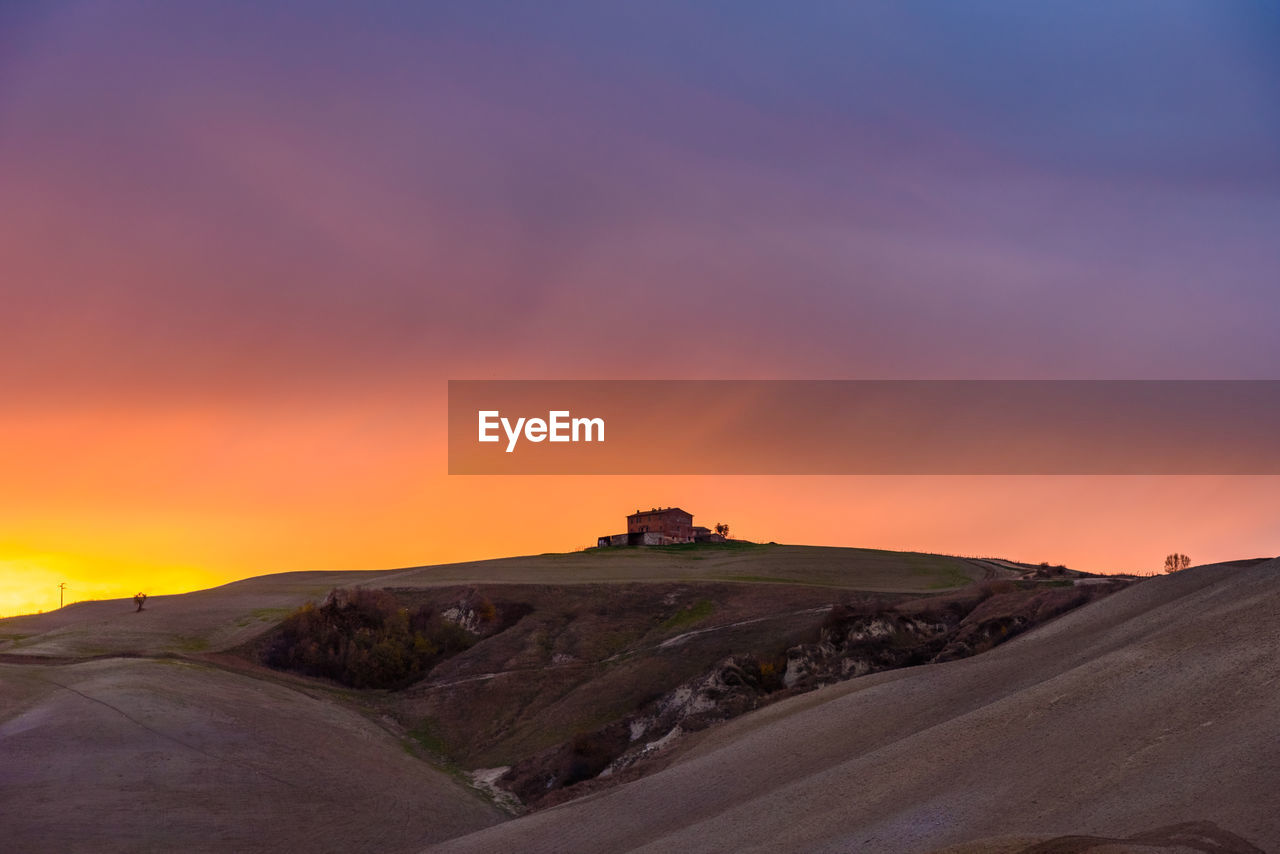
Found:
[597,507,726,547]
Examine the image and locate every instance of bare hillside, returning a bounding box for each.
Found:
[426,559,1280,854]
[0,657,503,853]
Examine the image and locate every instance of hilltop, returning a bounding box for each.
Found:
[0,543,987,660]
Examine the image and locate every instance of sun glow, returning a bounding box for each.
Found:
[0,553,224,618]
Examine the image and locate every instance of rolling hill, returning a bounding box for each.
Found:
[0,655,503,853]
[3,545,1273,853]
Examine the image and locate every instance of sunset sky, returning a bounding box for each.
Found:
[2,2,1278,615]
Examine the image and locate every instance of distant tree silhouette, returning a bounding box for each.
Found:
[133,592,147,612]
[714,522,730,539]
[1164,553,1191,574]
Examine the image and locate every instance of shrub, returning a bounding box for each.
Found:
[976,579,1017,600]
[563,728,627,786]
[267,588,476,688]
[755,655,788,693]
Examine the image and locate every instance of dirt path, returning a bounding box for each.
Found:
[657,606,833,648]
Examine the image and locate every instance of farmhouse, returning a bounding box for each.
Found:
[597,507,726,547]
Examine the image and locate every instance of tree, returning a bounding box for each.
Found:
[1164,553,1190,574]
[714,522,730,539]
[133,592,148,612]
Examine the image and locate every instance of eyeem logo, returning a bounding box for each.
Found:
[478,410,605,453]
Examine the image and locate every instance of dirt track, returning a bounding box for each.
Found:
[425,560,1280,853]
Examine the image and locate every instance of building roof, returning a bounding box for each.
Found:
[627,506,692,519]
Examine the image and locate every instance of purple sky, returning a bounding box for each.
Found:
[1,2,1278,609]
[3,1,1277,404]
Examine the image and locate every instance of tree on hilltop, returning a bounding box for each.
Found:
[1163,553,1191,574]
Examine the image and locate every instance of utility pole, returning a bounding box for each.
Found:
[58,582,67,609]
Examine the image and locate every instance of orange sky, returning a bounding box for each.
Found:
[3,384,1277,615]
[2,5,1278,615]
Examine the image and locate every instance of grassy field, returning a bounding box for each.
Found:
[0,544,985,659]
[373,543,984,592]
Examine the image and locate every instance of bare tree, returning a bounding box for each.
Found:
[133,592,148,612]
[714,522,730,539]
[1163,553,1191,574]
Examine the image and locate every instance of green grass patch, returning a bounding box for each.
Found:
[410,718,452,760]
[251,607,290,621]
[926,566,977,589]
[660,599,715,630]
[576,541,766,558]
[173,635,210,652]
[585,628,642,658]
[720,574,844,587]
[404,719,481,789]
[234,607,288,628]
[651,541,767,555]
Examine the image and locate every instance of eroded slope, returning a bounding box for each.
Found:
[426,560,1280,854]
